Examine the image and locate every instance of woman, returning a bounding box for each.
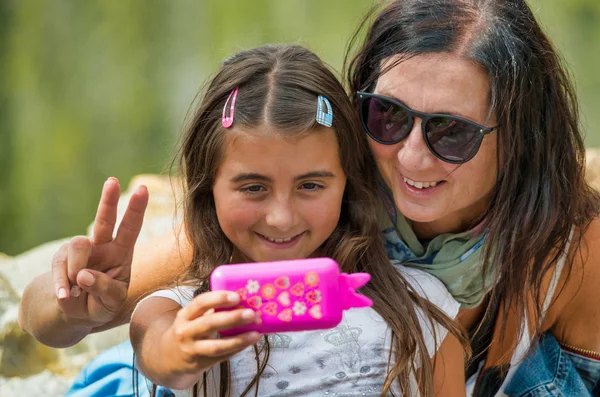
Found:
[19,0,600,395]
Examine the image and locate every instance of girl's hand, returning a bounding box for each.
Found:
[52,177,149,327]
[165,291,262,378]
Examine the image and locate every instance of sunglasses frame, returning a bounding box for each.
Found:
[356,91,497,164]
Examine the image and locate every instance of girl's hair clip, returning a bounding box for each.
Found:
[316,95,333,128]
[222,87,239,128]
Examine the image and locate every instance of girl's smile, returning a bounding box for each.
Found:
[255,231,305,247]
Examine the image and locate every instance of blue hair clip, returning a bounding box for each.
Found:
[316,95,333,128]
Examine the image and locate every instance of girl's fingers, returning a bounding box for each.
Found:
[193,332,260,358]
[112,185,149,251]
[51,243,70,300]
[91,178,121,245]
[180,291,242,321]
[76,269,129,312]
[187,308,260,337]
[66,236,92,284]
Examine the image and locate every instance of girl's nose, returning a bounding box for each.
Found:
[265,198,295,232]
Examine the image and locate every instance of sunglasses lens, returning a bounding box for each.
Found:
[426,116,482,162]
[361,96,411,143]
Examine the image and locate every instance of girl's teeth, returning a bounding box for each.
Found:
[403,177,439,190]
[266,236,293,243]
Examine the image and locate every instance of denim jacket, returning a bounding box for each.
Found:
[504,332,600,396]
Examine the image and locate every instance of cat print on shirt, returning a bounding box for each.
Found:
[231,322,391,397]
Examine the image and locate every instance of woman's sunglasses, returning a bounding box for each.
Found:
[356,92,497,164]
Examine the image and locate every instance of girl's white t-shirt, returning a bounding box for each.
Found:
[135,264,460,397]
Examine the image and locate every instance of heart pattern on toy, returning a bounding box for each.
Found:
[309,305,322,319]
[236,271,327,322]
[263,301,278,316]
[236,288,247,301]
[278,308,293,322]
[290,282,305,297]
[277,291,291,306]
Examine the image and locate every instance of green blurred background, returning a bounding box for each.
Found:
[0,0,599,256]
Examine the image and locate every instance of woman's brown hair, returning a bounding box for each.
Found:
[345,0,600,356]
[150,44,466,397]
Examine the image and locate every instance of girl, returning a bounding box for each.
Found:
[130,44,465,396]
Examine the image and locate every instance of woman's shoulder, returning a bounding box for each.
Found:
[551,218,600,307]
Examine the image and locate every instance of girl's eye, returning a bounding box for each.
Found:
[241,185,265,194]
[300,182,323,191]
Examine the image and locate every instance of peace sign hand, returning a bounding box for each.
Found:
[51,177,149,328]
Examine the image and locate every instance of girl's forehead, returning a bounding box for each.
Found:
[217,126,344,177]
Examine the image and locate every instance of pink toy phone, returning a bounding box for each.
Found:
[210,257,372,336]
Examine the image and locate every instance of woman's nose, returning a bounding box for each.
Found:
[396,118,437,170]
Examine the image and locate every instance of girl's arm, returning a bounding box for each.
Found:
[130,290,261,390]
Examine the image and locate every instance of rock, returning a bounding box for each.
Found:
[586,149,600,191]
[0,370,74,397]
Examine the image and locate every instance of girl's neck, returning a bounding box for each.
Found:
[231,249,250,264]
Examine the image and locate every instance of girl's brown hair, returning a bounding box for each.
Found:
[164,44,466,397]
[345,0,600,356]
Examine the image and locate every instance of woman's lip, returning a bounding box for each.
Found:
[255,232,305,249]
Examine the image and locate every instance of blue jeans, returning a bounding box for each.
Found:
[505,332,600,396]
[66,340,174,397]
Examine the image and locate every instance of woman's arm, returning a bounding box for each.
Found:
[546,218,600,354]
[93,227,192,332]
[18,178,193,347]
[131,291,261,390]
[18,227,192,347]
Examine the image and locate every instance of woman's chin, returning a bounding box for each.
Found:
[396,200,447,225]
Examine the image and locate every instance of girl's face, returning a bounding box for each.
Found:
[369,53,498,238]
[212,127,347,263]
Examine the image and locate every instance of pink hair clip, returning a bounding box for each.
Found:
[222,87,238,128]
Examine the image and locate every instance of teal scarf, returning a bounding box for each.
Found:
[378,186,496,309]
